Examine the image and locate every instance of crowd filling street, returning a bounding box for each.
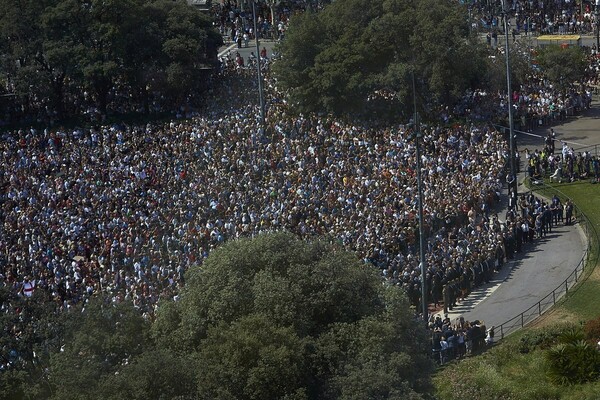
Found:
[474,0,600,37]
[1,0,599,368]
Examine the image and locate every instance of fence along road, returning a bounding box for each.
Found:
[440,100,600,337]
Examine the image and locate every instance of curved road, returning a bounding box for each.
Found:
[441,101,599,330]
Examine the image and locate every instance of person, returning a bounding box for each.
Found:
[247,51,256,67]
[535,213,543,238]
[565,199,574,225]
[457,329,466,359]
[549,166,562,182]
[439,336,449,364]
[465,323,475,355]
[485,326,495,346]
[235,52,244,67]
[21,277,36,297]
[431,327,442,363]
[260,46,267,59]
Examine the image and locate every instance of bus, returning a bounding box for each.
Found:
[536,35,582,48]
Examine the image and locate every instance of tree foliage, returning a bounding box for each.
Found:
[2,233,433,399]
[47,298,151,400]
[273,0,486,119]
[535,45,587,90]
[0,0,222,122]
[483,41,532,93]
[545,326,600,385]
[153,232,433,399]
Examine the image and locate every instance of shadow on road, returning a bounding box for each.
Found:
[448,222,572,315]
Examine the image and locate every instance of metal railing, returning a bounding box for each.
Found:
[495,179,599,340]
[492,122,600,158]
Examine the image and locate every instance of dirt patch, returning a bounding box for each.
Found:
[527,308,580,329]
[588,263,600,281]
[527,261,600,329]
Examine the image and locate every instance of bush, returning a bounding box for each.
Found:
[545,340,600,385]
[559,327,586,345]
[583,316,600,346]
[518,324,576,354]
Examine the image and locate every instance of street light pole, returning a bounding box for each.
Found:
[412,73,427,327]
[468,6,472,35]
[501,0,518,210]
[252,0,266,126]
[596,0,600,51]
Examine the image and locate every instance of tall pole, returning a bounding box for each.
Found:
[252,0,266,126]
[412,73,427,326]
[502,0,518,210]
[468,6,472,35]
[596,0,600,51]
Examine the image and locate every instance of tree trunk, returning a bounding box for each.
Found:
[51,74,66,120]
[141,85,150,115]
[270,5,276,31]
[94,78,110,119]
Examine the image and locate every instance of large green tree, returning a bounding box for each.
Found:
[47,298,151,400]
[535,45,587,91]
[0,287,74,400]
[2,233,432,399]
[273,0,486,119]
[0,0,222,121]
[152,232,433,399]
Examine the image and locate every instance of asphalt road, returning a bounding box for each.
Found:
[441,102,599,331]
[218,38,278,60]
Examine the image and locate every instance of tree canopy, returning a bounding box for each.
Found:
[273,0,486,119]
[151,232,434,399]
[535,45,588,91]
[0,0,222,124]
[1,233,433,399]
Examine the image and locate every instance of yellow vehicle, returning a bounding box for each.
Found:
[536,35,582,48]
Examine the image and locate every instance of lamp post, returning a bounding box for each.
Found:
[252,0,266,126]
[596,0,600,51]
[501,0,518,210]
[468,5,472,35]
[411,73,427,327]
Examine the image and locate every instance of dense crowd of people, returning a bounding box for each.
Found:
[474,0,600,37]
[1,3,598,371]
[430,315,493,364]
[0,103,511,318]
[1,49,593,312]
[212,0,311,43]
[2,56,586,331]
[0,58,517,324]
[455,43,598,134]
[525,131,600,182]
[428,183,576,363]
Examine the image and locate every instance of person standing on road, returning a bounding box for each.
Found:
[535,213,543,238]
[543,205,553,233]
[565,199,574,225]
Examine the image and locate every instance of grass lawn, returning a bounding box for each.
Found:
[433,180,600,400]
